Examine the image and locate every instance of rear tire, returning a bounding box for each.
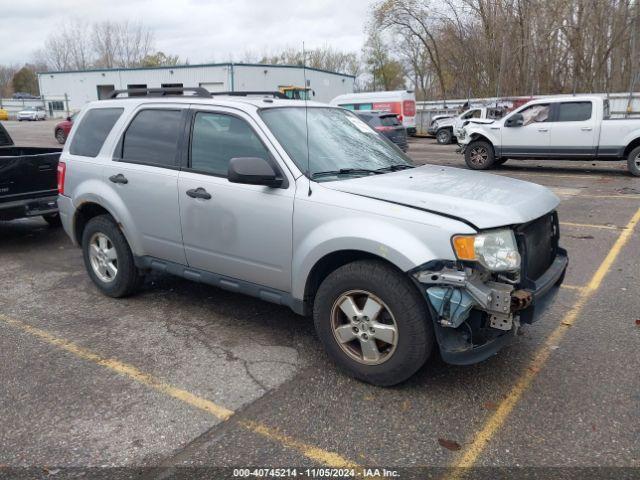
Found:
[82,214,142,298]
[55,129,66,144]
[464,140,495,170]
[313,260,434,386]
[42,213,62,227]
[627,146,640,177]
[436,129,452,145]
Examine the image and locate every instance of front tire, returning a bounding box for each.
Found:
[464,140,495,170]
[82,215,142,298]
[313,260,434,386]
[436,129,452,145]
[627,146,640,177]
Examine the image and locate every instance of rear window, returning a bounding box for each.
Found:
[556,102,592,121]
[380,115,401,126]
[121,109,183,167]
[69,108,123,157]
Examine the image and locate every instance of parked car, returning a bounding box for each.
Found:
[13,92,40,100]
[0,108,8,121]
[58,88,567,386]
[430,107,505,144]
[54,112,77,144]
[0,122,62,225]
[17,106,46,121]
[331,90,417,135]
[457,95,640,176]
[355,111,408,152]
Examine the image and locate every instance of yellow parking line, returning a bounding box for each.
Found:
[446,206,640,479]
[240,420,360,468]
[0,314,358,468]
[560,221,621,230]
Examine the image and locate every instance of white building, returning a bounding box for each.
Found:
[37,62,355,118]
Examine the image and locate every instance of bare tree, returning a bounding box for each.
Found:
[35,19,164,71]
[374,0,639,98]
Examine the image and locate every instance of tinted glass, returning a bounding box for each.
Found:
[260,107,413,182]
[70,108,123,157]
[380,115,401,126]
[122,109,183,167]
[557,102,592,121]
[190,112,270,176]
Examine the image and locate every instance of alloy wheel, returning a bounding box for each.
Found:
[88,232,118,283]
[469,146,489,166]
[330,290,398,365]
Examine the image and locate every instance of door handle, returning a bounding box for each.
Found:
[581,127,593,131]
[109,173,128,184]
[537,128,549,132]
[186,187,212,200]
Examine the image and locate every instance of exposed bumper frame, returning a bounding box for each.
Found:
[417,249,568,366]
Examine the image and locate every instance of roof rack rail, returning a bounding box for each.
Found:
[107,87,212,99]
[215,91,289,99]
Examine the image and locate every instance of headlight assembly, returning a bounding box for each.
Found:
[452,229,520,272]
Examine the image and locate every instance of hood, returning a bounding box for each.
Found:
[321,165,559,230]
[435,117,456,127]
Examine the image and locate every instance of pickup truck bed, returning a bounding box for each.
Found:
[0,124,62,222]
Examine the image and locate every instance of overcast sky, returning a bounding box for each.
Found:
[0,0,377,66]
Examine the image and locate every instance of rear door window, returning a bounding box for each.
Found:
[69,108,123,157]
[556,102,592,121]
[190,112,271,177]
[121,109,183,167]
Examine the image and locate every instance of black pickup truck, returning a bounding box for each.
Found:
[0,122,62,225]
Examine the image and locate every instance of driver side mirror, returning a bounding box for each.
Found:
[505,113,524,127]
[228,157,283,188]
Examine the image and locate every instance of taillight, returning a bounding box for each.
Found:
[403,100,416,116]
[397,114,403,122]
[375,126,395,132]
[57,162,66,195]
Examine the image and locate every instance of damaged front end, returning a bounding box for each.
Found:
[412,262,531,364]
[411,216,567,365]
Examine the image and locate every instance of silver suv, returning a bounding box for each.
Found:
[57,88,568,386]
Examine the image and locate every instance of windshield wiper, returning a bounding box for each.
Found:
[311,168,381,179]
[375,164,415,172]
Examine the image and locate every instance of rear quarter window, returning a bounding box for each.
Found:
[69,108,123,157]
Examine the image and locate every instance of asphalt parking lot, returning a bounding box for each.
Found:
[1,120,639,479]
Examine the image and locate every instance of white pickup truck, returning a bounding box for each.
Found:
[429,107,505,144]
[457,95,640,176]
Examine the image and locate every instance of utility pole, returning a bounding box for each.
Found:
[626,3,639,117]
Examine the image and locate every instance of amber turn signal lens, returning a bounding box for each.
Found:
[452,235,477,261]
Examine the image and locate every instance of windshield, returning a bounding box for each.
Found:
[260,107,413,181]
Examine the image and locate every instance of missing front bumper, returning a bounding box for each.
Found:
[415,250,568,365]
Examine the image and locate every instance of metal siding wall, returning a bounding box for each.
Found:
[38,64,354,111]
[38,66,231,111]
[232,65,354,103]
